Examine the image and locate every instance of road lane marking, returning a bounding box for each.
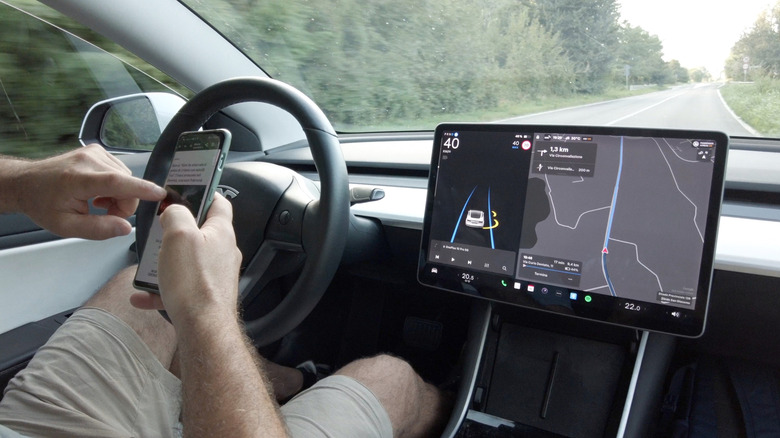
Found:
[716,88,760,136]
[606,92,684,125]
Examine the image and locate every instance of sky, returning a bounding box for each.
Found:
[618,0,775,78]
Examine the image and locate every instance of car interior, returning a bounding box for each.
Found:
[1,1,780,437]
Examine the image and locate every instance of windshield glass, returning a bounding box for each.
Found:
[184,0,777,137]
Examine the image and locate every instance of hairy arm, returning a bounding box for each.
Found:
[0,145,165,240]
[133,195,287,437]
[177,310,288,437]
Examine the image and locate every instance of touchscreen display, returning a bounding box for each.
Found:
[418,124,728,337]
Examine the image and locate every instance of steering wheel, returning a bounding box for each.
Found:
[136,77,349,346]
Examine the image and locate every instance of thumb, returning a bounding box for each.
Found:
[159,203,198,232]
[201,193,233,228]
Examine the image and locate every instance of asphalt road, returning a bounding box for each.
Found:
[500,83,756,136]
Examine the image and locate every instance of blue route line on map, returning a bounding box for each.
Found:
[603,137,624,297]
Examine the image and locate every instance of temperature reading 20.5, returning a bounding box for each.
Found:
[443,137,460,149]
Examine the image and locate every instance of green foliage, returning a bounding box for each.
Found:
[614,23,666,85]
[220,0,581,129]
[196,0,674,129]
[0,0,696,150]
[0,0,187,158]
[531,0,620,94]
[720,2,780,138]
[688,67,711,83]
[609,23,693,88]
[666,60,689,84]
[726,3,780,80]
[721,80,780,136]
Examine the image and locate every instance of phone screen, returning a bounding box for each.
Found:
[134,129,231,292]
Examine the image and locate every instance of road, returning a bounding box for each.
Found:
[500,83,756,136]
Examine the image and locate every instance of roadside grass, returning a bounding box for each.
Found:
[340,85,665,132]
[720,81,780,137]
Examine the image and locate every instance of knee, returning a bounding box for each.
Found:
[336,354,419,386]
[336,354,448,437]
[358,354,414,372]
[373,354,419,384]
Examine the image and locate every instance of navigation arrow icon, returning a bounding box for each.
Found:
[602,248,609,254]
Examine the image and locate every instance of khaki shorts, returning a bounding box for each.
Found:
[0,308,392,438]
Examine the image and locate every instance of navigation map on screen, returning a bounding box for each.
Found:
[520,134,715,308]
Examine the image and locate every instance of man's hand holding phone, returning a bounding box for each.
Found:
[130,193,243,325]
[134,129,231,293]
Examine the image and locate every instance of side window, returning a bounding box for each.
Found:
[0,1,189,158]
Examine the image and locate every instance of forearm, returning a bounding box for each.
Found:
[0,157,31,214]
[177,311,288,438]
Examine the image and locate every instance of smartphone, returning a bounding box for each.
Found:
[133,129,231,293]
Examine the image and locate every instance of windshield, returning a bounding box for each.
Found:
[185,0,775,137]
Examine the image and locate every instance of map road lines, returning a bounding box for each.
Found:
[520,134,713,307]
[601,137,625,296]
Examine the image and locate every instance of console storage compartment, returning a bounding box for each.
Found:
[453,306,643,437]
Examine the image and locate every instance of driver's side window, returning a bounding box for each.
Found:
[0,1,187,159]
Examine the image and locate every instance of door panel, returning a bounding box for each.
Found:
[0,232,136,334]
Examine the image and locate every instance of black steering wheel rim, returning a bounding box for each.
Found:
[137,77,350,346]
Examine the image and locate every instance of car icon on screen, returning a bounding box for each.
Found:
[465,210,485,228]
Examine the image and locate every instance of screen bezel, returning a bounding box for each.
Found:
[418,124,728,337]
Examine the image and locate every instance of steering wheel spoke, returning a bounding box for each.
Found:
[238,239,305,304]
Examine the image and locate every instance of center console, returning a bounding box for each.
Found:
[441,302,676,437]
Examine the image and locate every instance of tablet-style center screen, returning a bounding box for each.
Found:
[418,124,728,337]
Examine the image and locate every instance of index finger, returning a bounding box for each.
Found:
[84,172,167,202]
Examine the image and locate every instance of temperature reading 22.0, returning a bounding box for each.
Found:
[624,302,642,312]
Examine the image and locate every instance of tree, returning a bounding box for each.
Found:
[219,0,576,128]
[665,60,689,84]
[530,0,621,93]
[614,23,667,85]
[689,67,711,83]
[726,3,780,80]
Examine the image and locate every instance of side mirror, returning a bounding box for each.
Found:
[79,93,186,151]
